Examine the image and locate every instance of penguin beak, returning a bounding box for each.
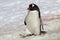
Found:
[27,8,29,10]
[27,7,31,10]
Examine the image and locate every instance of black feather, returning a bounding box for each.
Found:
[24,21,27,25]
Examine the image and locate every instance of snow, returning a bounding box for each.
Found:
[0,0,60,40]
[0,32,60,40]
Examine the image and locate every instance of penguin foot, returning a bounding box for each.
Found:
[26,34,34,36]
[20,34,34,38]
[41,31,47,35]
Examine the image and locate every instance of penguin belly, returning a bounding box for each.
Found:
[26,10,40,35]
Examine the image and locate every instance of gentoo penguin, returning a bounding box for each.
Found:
[24,3,45,36]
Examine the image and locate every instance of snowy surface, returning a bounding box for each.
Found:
[0,0,60,40]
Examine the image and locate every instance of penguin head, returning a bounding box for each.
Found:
[28,3,39,11]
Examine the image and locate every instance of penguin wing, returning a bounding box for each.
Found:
[24,20,27,25]
[39,11,44,30]
[38,10,40,18]
[39,13,40,18]
[24,17,27,25]
[40,19,44,30]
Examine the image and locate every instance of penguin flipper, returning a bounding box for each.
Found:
[40,19,44,30]
[39,11,44,30]
[24,21,27,25]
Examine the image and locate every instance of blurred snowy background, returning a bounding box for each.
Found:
[0,0,60,40]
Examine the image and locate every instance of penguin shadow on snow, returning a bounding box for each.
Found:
[20,3,47,38]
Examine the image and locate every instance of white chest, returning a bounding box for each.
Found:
[26,10,40,26]
[26,10,39,21]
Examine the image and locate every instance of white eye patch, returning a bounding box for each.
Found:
[32,4,34,7]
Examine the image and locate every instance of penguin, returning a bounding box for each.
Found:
[24,3,45,36]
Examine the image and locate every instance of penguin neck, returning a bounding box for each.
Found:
[29,10,38,12]
[28,10,38,14]
[28,10,39,18]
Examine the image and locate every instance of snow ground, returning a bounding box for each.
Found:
[0,0,60,40]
